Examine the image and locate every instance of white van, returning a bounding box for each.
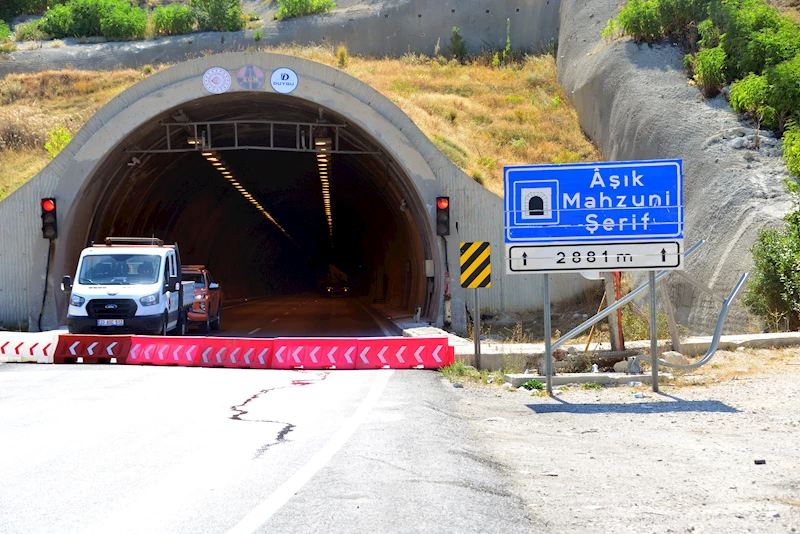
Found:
[62,237,194,335]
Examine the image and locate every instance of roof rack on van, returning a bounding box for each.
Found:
[104,237,164,246]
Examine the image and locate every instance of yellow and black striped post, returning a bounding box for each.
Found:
[460,242,491,288]
[460,242,490,368]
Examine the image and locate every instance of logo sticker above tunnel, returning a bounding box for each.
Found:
[237,64,265,90]
[270,68,298,94]
[203,67,232,94]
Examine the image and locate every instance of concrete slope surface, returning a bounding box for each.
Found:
[557,0,793,332]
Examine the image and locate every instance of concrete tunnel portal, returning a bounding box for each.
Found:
[44,54,448,329]
[72,93,433,318]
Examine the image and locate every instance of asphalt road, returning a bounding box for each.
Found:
[206,295,394,338]
[0,365,534,534]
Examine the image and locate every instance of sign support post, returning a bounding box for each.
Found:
[543,273,552,395]
[474,289,481,368]
[649,271,659,392]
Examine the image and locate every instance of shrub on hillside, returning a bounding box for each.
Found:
[67,0,108,37]
[190,0,244,31]
[153,4,195,36]
[693,45,726,97]
[40,4,72,38]
[100,1,145,40]
[14,19,50,40]
[275,0,336,20]
[730,72,775,131]
[764,55,800,135]
[784,124,800,177]
[743,180,800,330]
[0,20,11,40]
[617,0,662,44]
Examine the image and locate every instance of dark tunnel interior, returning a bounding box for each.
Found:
[77,92,433,314]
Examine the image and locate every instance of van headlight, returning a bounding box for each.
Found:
[139,293,160,306]
[70,294,85,307]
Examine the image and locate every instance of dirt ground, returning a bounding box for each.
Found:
[450,347,800,533]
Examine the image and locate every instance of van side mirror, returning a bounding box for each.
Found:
[61,275,72,292]
[208,283,219,290]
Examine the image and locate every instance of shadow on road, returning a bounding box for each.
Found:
[526,395,740,414]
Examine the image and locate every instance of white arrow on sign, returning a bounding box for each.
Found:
[258,348,269,366]
[432,346,442,363]
[359,347,370,364]
[87,342,98,356]
[414,347,424,363]
[230,347,240,364]
[129,344,140,360]
[345,347,355,364]
[215,347,226,364]
[106,342,118,356]
[292,347,303,364]
[173,345,183,361]
[309,347,320,364]
[158,345,168,360]
[377,346,388,364]
[144,345,155,360]
[202,347,213,363]
[275,347,285,364]
[243,348,254,365]
[186,346,196,362]
[69,341,80,356]
[396,346,406,363]
[327,347,338,364]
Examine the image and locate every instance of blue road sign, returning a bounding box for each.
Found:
[504,160,683,244]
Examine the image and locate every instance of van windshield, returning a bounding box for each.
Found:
[79,254,161,285]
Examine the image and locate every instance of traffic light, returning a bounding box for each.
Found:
[41,198,57,239]
[435,196,450,236]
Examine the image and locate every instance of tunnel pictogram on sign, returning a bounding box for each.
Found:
[460,242,492,288]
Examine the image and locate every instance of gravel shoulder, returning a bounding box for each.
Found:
[453,348,800,533]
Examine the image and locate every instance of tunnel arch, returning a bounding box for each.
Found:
[36,52,453,327]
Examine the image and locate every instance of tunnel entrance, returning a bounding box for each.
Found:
[74,92,434,326]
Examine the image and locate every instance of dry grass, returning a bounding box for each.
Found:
[0,67,160,198]
[0,47,600,199]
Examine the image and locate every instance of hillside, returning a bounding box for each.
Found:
[0,45,601,200]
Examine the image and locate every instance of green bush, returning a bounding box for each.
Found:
[711,0,784,80]
[100,1,145,40]
[693,45,726,97]
[0,20,11,40]
[617,0,662,44]
[67,0,108,37]
[14,19,49,40]
[784,123,800,177]
[743,180,800,330]
[764,55,800,135]
[275,0,336,20]
[44,125,71,159]
[697,18,719,48]
[449,26,467,62]
[730,72,775,130]
[153,4,195,36]
[40,4,73,38]
[190,0,244,31]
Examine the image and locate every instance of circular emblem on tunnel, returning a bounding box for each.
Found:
[237,64,265,90]
[202,67,232,94]
[270,67,298,94]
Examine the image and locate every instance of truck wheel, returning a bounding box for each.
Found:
[211,303,222,331]
[160,313,169,336]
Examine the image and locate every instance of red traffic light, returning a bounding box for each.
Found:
[41,198,55,212]
[436,197,449,210]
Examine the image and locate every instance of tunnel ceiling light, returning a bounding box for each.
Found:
[207,157,219,162]
[201,151,213,156]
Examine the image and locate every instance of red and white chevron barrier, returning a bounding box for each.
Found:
[1,332,455,370]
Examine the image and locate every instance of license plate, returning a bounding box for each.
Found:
[97,319,124,326]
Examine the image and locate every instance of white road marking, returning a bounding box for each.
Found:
[248,328,261,335]
[283,312,290,316]
[225,370,394,534]
[271,318,279,323]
